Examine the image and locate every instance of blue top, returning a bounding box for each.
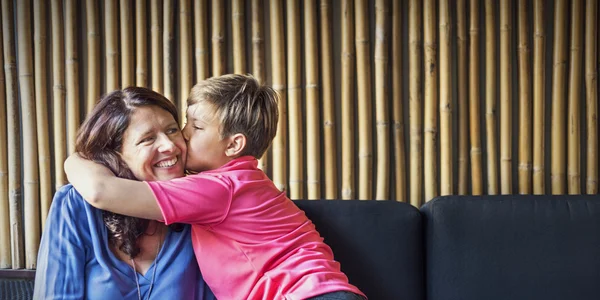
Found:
[33,185,216,300]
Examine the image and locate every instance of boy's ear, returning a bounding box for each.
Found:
[225,133,246,157]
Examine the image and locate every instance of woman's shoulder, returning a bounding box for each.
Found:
[51,184,99,217]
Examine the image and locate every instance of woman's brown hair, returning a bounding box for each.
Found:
[75,87,181,258]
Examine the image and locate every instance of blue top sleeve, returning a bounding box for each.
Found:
[33,185,216,300]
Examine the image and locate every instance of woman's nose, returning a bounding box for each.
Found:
[157,134,176,152]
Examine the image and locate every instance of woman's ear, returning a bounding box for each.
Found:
[225,133,246,157]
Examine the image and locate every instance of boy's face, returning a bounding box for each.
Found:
[182,102,232,173]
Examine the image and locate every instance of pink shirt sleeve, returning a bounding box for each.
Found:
[146,174,232,226]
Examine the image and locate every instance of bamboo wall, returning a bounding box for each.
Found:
[0,0,598,270]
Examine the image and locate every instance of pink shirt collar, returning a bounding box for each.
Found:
[204,155,258,173]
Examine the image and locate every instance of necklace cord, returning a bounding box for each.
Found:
[131,227,163,300]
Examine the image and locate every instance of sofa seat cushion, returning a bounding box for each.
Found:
[421,195,600,300]
[294,199,423,300]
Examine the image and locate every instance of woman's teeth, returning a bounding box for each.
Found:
[155,157,177,168]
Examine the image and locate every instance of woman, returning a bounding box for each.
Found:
[34,88,215,299]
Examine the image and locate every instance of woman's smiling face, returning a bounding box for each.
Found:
[119,105,187,181]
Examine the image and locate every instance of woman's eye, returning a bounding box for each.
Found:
[166,128,179,134]
[140,136,155,143]
[193,125,203,130]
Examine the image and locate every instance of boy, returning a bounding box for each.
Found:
[65,74,366,300]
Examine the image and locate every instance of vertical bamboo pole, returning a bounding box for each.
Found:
[0,4,9,268]
[232,0,246,74]
[585,0,598,194]
[2,0,23,268]
[105,0,119,92]
[551,0,567,195]
[212,0,226,76]
[499,0,512,195]
[252,0,267,171]
[320,0,337,199]
[392,0,406,201]
[532,0,545,194]
[195,0,209,81]
[51,0,67,190]
[439,0,452,196]
[86,0,100,114]
[567,0,583,194]
[409,0,423,206]
[270,0,288,192]
[469,0,483,195]
[66,0,80,155]
[374,0,389,200]
[151,0,163,93]
[120,0,133,88]
[136,0,147,87]
[356,0,373,200]
[287,0,303,199]
[163,0,175,102]
[306,0,320,199]
[341,0,355,199]
[34,0,51,228]
[457,0,468,195]
[424,0,438,202]
[180,0,192,124]
[485,0,499,195]
[518,0,532,194]
[17,0,40,268]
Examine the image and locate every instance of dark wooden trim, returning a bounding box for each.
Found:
[0,269,36,279]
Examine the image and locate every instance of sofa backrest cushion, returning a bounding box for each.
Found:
[421,195,600,300]
[294,199,424,300]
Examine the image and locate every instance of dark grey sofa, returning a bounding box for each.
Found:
[3,195,600,300]
[297,195,600,300]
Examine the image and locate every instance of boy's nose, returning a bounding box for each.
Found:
[182,124,191,141]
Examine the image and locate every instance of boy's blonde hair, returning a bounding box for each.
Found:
[188,74,279,159]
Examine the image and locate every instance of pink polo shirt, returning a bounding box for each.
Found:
[146,156,365,300]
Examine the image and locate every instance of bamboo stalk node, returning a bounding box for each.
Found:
[195,46,208,54]
[518,163,533,170]
[553,60,567,68]
[424,127,438,134]
[517,44,531,53]
[358,153,373,158]
[272,84,285,91]
[471,148,482,154]
[324,120,334,127]
[469,28,480,35]
[356,39,369,45]
[374,55,389,62]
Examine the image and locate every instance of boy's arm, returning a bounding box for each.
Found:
[64,153,163,220]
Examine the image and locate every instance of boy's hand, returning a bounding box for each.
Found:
[64,153,114,182]
[64,153,115,205]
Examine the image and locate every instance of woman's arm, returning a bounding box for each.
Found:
[33,186,88,299]
[64,153,163,220]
